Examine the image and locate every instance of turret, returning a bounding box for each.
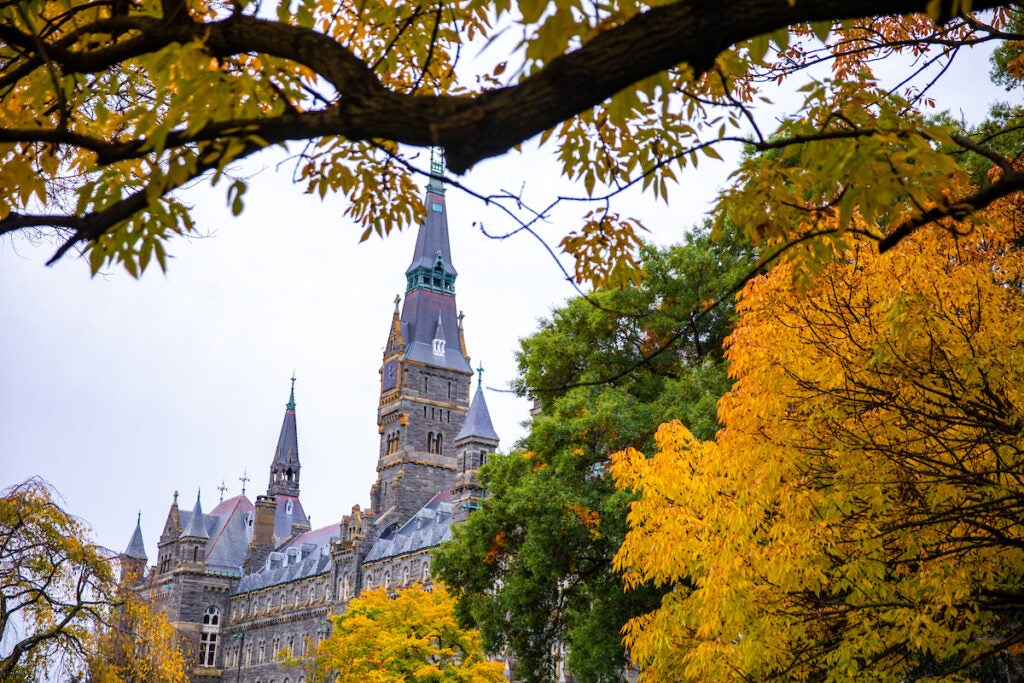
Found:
[178,491,209,570]
[452,366,500,523]
[120,512,148,586]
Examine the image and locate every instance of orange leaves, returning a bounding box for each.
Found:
[484,530,506,564]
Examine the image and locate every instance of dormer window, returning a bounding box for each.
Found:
[433,338,445,356]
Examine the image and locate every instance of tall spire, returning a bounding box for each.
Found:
[399,162,471,374]
[268,378,301,498]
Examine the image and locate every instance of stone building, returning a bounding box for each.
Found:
[120,161,498,682]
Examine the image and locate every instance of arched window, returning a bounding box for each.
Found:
[285,499,294,515]
[422,562,430,582]
[383,571,391,589]
[435,433,443,454]
[427,432,434,452]
[199,606,220,667]
[258,639,266,664]
[403,565,410,586]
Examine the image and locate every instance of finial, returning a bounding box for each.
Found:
[394,294,401,313]
[239,469,250,496]
[218,479,227,502]
[458,310,465,330]
[288,374,296,410]
[427,147,446,193]
[196,489,202,506]
[173,490,179,505]
[137,510,141,526]
[476,363,484,391]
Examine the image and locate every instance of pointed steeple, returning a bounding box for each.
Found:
[124,512,148,561]
[180,492,209,540]
[268,377,301,498]
[456,372,499,443]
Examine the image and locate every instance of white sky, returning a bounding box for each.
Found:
[0,38,1013,564]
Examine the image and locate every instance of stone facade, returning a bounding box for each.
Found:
[121,168,498,683]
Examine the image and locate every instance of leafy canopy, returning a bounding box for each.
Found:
[300,583,504,683]
[0,478,187,683]
[611,195,1024,681]
[433,227,756,682]
[0,0,1020,287]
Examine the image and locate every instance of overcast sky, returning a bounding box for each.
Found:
[0,40,1012,565]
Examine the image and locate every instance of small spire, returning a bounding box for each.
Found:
[476,363,484,391]
[180,490,209,540]
[218,479,227,502]
[124,512,148,561]
[287,374,297,410]
[240,469,250,496]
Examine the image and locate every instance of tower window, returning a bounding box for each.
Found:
[433,338,445,356]
[285,499,294,515]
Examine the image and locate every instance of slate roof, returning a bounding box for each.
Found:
[124,518,147,561]
[456,386,500,443]
[233,523,339,593]
[364,491,453,563]
[401,290,472,373]
[406,189,456,276]
[180,495,210,540]
[173,495,255,574]
[204,495,256,574]
[272,494,310,546]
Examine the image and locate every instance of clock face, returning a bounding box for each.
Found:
[382,359,398,391]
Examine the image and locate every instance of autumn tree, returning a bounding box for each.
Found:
[611,199,1024,680]
[433,226,756,682]
[85,588,189,683]
[0,478,118,681]
[300,583,504,683]
[0,0,1020,289]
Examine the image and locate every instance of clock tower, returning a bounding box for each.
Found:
[371,155,475,529]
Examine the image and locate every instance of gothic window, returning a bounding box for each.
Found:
[383,571,391,589]
[482,451,490,466]
[273,636,280,659]
[340,574,350,601]
[423,376,428,392]
[258,640,266,664]
[422,562,430,582]
[285,499,294,515]
[433,337,445,356]
[192,546,198,562]
[427,432,434,452]
[245,643,252,666]
[403,566,410,586]
[287,635,295,657]
[199,606,220,667]
[436,433,443,454]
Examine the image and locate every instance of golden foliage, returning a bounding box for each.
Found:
[302,583,504,682]
[612,200,1024,680]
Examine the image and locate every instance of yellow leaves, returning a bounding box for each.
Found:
[305,584,503,683]
[564,501,601,539]
[560,209,647,289]
[613,209,1024,679]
